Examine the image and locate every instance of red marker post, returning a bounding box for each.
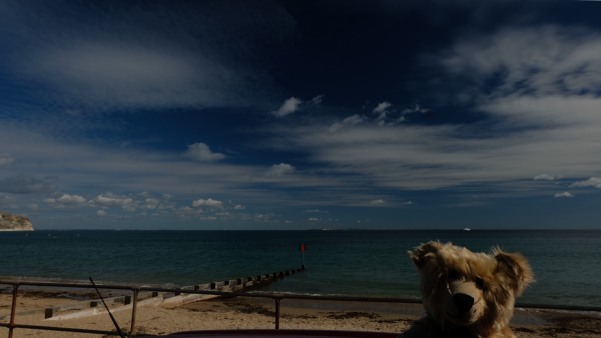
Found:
[299,243,306,269]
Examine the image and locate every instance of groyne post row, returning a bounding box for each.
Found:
[42,265,305,320]
[208,267,303,291]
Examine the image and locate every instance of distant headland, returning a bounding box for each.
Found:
[0,211,34,231]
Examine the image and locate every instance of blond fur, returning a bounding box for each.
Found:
[402,241,534,338]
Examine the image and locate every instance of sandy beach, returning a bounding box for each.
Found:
[1,290,601,337]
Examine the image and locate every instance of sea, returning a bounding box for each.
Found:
[0,230,600,308]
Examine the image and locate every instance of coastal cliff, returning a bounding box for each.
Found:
[0,212,34,231]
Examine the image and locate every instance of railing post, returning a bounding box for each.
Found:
[130,288,139,337]
[274,297,281,330]
[8,284,19,338]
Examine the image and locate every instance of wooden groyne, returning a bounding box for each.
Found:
[43,265,305,320]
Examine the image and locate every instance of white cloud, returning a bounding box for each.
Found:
[572,177,601,189]
[373,102,392,126]
[330,104,423,134]
[94,193,136,211]
[289,25,593,190]
[444,26,601,99]
[272,95,324,117]
[369,102,419,127]
[264,163,296,178]
[192,198,224,208]
[57,194,86,204]
[0,126,263,220]
[440,26,601,171]
[480,96,601,127]
[186,143,226,162]
[554,192,574,198]
[0,153,14,167]
[44,193,87,208]
[534,174,562,181]
[268,113,601,192]
[144,198,160,210]
[97,209,107,217]
[5,17,601,224]
[310,95,325,105]
[272,97,302,117]
[0,2,293,111]
[373,102,392,114]
[402,104,429,114]
[20,43,241,110]
[369,199,386,205]
[329,114,365,133]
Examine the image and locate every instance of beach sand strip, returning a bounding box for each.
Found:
[1,291,601,337]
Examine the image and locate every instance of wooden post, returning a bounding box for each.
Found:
[8,284,18,338]
[130,289,139,336]
[274,297,281,329]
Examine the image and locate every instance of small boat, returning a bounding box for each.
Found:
[462,228,471,232]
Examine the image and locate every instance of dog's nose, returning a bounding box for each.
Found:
[453,293,474,314]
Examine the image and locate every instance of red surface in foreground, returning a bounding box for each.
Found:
[142,329,400,338]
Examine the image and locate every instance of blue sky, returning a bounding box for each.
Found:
[2,0,601,230]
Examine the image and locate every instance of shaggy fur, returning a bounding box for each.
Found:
[402,241,534,338]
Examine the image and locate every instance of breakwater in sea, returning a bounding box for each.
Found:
[38,265,305,320]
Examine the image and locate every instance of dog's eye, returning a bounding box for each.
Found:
[448,269,460,280]
[475,277,485,290]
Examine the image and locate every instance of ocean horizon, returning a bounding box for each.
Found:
[1,229,600,308]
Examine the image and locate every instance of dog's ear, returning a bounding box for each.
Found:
[494,248,535,295]
[410,241,442,269]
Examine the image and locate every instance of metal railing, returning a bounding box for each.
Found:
[1,280,601,338]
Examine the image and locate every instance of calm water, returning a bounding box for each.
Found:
[0,230,599,307]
